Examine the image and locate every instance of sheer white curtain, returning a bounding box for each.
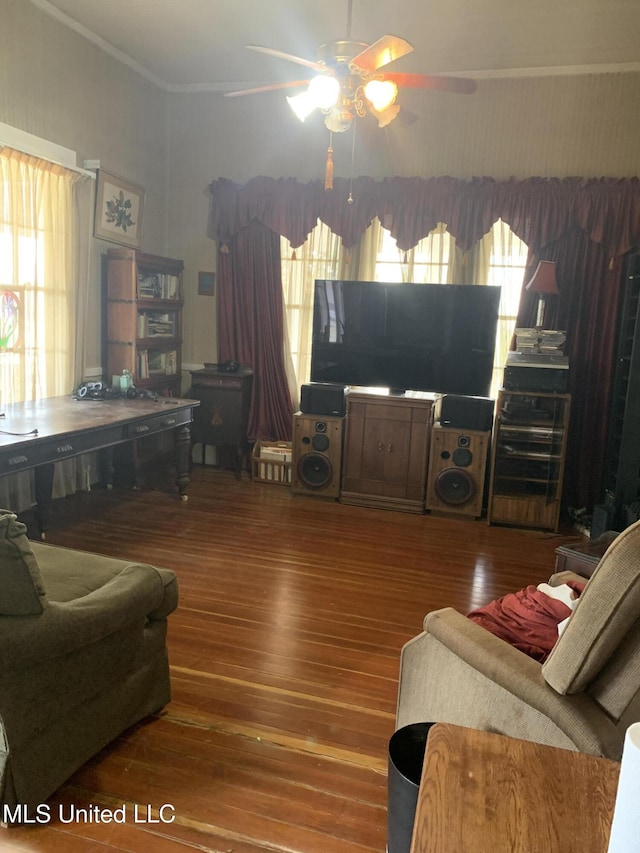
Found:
[0,147,93,511]
[281,217,528,399]
[281,221,354,410]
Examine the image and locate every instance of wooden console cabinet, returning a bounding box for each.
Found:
[340,390,434,513]
[188,367,253,476]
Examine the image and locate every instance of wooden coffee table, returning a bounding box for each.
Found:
[410,723,619,853]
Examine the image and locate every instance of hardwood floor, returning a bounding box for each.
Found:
[3,467,585,852]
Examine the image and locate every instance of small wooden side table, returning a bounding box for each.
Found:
[554,530,618,578]
[410,723,619,853]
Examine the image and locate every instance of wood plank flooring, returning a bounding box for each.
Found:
[3,467,585,852]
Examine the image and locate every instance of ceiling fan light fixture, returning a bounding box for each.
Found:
[286,90,318,122]
[324,107,354,133]
[371,102,401,128]
[307,74,341,110]
[363,79,398,111]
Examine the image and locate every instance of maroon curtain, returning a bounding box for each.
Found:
[209,175,640,509]
[217,219,293,441]
[513,231,624,511]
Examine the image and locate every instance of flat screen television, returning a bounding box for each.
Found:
[310,280,502,396]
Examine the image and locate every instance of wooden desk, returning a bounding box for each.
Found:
[0,395,199,536]
[411,723,619,853]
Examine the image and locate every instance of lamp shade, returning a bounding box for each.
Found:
[525,260,559,295]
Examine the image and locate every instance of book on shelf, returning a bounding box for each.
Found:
[514,328,567,354]
[137,273,180,300]
[142,349,177,376]
[137,311,175,338]
[138,349,149,379]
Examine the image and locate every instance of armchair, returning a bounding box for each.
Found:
[396,519,640,759]
[0,510,178,812]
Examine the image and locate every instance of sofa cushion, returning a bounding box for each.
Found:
[543,520,640,695]
[0,509,48,616]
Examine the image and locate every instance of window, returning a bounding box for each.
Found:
[0,145,93,512]
[0,148,80,404]
[281,221,344,397]
[373,222,451,283]
[484,220,529,397]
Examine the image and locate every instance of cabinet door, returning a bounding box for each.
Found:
[189,372,253,447]
[341,396,430,510]
[360,415,412,495]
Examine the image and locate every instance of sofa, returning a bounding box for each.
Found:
[0,509,178,812]
[396,519,640,760]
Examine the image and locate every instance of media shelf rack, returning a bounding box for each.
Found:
[487,389,571,531]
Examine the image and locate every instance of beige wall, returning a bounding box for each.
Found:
[167,72,640,367]
[1,0,168,376]
[4,0,640,376]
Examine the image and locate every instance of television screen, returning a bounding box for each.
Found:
[310,280,501,396]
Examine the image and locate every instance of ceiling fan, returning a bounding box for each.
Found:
[224,0,477,133]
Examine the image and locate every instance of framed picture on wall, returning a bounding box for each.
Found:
[93,169,145,248]
[198,271,216,296]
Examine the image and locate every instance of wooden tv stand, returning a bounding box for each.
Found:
[340,388,435,513]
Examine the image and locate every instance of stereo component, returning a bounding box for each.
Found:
[426,425,491,518]
[503,365,569,393]
[434,394,495,432]
[292,413,344,499]
[300,383,347,417]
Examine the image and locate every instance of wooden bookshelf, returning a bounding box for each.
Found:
[105,248,183,397]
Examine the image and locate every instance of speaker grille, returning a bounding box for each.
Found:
[452,447,473,467]
[311,433,330,452]
[298,453,333,489]
[434,468,476,505]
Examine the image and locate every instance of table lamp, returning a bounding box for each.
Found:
[525,260,559,329]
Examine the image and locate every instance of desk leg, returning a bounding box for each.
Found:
[175,425,192,501]
[33,463,55,540]
[100,446,115,489]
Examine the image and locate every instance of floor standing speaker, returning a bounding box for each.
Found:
[426,424,491,518]
[292,413,344,499]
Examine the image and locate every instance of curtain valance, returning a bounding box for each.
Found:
[209,175,640,257]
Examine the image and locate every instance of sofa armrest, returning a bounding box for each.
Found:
[422,607,621,756]
[0,563,174,672]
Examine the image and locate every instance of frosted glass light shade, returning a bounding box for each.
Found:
[286,90,318,122]
[371,103,400,127]
[363,79,398,111]
[308,75,340,110]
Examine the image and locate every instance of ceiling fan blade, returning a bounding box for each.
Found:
[350,35,414,73]
[246,45,329,73]
[383,72,477,95]
[224,80,310,98]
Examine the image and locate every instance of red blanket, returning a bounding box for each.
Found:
[467,581,585,662]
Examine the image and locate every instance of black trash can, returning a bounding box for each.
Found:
[387,722,434,853]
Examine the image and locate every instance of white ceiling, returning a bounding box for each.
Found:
[31,0,640,92]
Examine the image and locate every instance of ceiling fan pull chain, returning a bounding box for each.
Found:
[325,131,334,191]
[347,121,356,203]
